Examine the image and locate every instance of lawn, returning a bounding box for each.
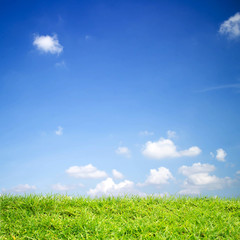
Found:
[0,195,240,239]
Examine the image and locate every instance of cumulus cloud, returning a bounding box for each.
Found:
[87,178,143,197]
[219,12,240,39]
[112,169,124,179]
[139,167,174,186]
[2,184,36,193]
[167,130,177,139]
[33,34,63,54]
[178,162,232,195]
[216,148,227,162]
[116,146,131,158]
[139,130,154,136]
[66,164,107,178]
[55,126,63,136]
[236,170,240,175]
[142,138,201,159]
[179,162,215,176]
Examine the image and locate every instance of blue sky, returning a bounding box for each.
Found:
[1,0,240,197]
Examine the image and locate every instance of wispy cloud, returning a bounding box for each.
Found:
[167,130,177,139]
[139,130,154,136]
[219,12,240,39]
[33,34,63,54]
[2,184,36,193]
[85,35,91,40]
[55,60,66,68]
[199,83,240,93]
[55,126,63,136]
[116,146,131,158]
[51,183,83,191]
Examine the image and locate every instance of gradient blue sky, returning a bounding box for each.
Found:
[1,0,240,197]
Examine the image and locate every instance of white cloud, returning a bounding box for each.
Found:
[140,167,174,186]
[216,148,227,162]
[87,178,143,197]
[167,130,176,139]
[116,146,131,158]
[66,164,107,179]
[55,126,63,136]
[185,173,229,188]
[142,138,201,159]
[236,170,240,175]
[210,152,214,158]
[139,130,154,136]
[219,12,240,39]
[2,184,36,193]
[112,169,124,179]
[179,162,215,176]
[178,162,233,195]
[51,183,83,191]
[33,34,63,54]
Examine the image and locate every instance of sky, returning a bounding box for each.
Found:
[1,0,240,197]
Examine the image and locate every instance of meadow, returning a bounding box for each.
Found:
[0,195,240,239]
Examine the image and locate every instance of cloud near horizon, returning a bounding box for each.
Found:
[2,184,36,193]
[87,178,143,197]
[142,138,201,159]
[178,162,233,195]
[51,183,84,191]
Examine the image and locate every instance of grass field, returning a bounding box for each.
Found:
[0,195,240,239]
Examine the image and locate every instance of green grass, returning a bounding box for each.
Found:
[1,195,240,239]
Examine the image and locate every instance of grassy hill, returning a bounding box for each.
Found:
[1,195,240,239]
